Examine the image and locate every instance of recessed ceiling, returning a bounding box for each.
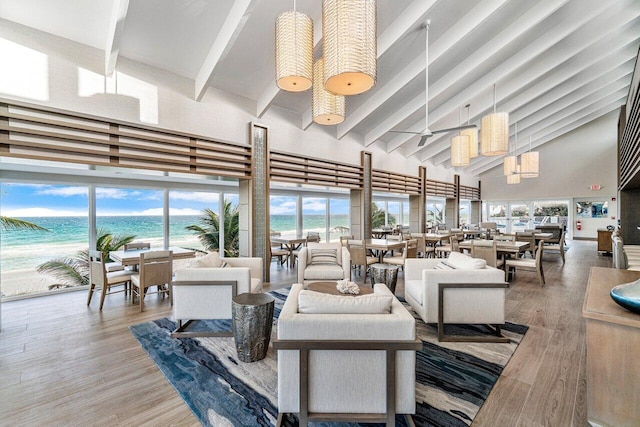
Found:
[0,0,637,176]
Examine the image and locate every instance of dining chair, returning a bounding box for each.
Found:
[131,250,173,312]
[306,231,321,243]
[384,239,417,269]
[269,240,289,267]
[544,230,566,263]
[346,239,377,281]
[87,250,134,310]
[515,232,536,258]
[494,234,515,242]
[339,235,354,246]
[411,233,434,258]
[436,234,462,258]
[506,241,545,286]
[471,239,504,269]
[124,242,151,251]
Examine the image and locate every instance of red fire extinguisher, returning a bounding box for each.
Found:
[576,220,582,231]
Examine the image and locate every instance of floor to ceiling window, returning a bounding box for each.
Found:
[329,198,350,241]
[302,197,327,240]
[426,198,445,226]
[459,200,471,227]
[270,195,297,235]
[1,183,88,297]
[510,202,530,232]
[483,200,570,233]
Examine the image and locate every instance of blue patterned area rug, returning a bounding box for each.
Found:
[130,288,528,426]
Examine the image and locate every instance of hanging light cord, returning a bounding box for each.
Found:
[425,20,430,131]
[493,84,497,114]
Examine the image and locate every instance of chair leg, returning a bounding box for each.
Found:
[87,284,95,305]
[99,284,108,311]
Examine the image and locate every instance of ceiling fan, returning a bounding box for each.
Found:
[389,20,476,147]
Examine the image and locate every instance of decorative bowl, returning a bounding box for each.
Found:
[610,279,640,314]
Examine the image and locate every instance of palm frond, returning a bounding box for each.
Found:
[37,258,88,288]
[1,216,48,231]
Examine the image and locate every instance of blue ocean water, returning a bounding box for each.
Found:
[1,214,349,271]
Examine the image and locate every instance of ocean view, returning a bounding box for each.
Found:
[1,214,350,271]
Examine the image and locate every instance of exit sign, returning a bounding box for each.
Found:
[589,184,602,190]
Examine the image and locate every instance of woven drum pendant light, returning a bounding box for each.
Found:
[507,166,521,184]
[503,122,518,175]
[520,136,540,178]
[313,58,345,125]
[481,84,509,156]
[461,104,478,158]
[451,135,470,167]
[322,0,377,95]
[275,2,313,92]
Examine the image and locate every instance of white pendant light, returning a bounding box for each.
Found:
[461,104,478,158]
[322,0,376,95]
[313,58,345,125]
[503,122,518,176]
[481,84,509,156]
[275,1,313,92]
[520,136,539,178]
[507,165,521,184]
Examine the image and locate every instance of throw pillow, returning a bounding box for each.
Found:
[298,290,393,314]
[310,248,338,265]
[189,251,223,268]
[434,261,456,270]
[447,251,487,269]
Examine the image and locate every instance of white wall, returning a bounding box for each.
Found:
[480,112,619,238]
[0,18,467,185]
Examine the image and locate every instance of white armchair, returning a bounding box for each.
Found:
[297,242,350,286]
[274,283,420,426]
[404,252,508,342]
[171,253,263,337]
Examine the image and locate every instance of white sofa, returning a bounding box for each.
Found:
[404,252,508,342]
[171,254,263,337]
[297,242,350,286]
[274,283,419,426]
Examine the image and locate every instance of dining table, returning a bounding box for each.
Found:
[458,240,530,256]
[371,229,394,239]
[365,238,406,262]
[109,246,196,267]
[502,231,553,242]
[411,232,451,247]
[270,235,308,268]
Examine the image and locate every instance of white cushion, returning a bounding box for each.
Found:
[298,290,393,314]
[190,252,223,268]
[309,248,338,265]
[303,264,345,280]
[404,279,423,303]
[106,269,133,285]
[105,261,124,272]
[250,277,263,293]
[447,251,486,269]
[306,242,343,266]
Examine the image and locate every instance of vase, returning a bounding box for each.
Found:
[610,279,640,314]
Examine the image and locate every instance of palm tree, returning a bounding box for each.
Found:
[37,229,136,289]
[372,203,396,229]
[0,216,48,231]
[186,200,239,257]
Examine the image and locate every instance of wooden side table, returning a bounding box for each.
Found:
[597,229,613,254]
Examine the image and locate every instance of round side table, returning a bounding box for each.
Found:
[232,293,275,363]
[369,263,400,294]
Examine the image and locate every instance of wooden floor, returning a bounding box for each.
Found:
[0,240,610,426]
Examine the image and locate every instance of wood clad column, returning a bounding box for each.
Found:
[351,151,372,240]
[445,175,460,229]
[471,180,482,225]
[410,166,426,232]
[246,122,270,282]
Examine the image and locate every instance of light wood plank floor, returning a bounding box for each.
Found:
[0,240,610,426]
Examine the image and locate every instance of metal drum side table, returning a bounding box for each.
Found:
[369,263,400,294]
[232,293,275,363]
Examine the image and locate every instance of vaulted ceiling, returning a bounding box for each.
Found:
[1,0,638,176]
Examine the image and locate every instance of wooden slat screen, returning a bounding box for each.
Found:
[269,150,363,189]
[0,102,252,178]
[371,169,421,195]
[426,179,456,198]
[620,73,640,189]
[459,185,481,200]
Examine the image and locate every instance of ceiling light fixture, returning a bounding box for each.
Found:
[451,108,470,167]
[503,122,518,176]
[313,58,345,125]
[520,136,539,178]
[507,165,521,184]
[461,104,478,158]
[481,84,509,156]
[275,0,313,92]
[322,0,376,95]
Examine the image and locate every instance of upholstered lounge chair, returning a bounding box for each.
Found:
[297,242,350,286]
[404,252,508,342]
[274,283,420,426]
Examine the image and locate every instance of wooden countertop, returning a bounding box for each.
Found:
[583,267,640,329]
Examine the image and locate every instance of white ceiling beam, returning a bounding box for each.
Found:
[336,0,508,140]
[406,7,640,159]
[467,92,628,175]
[195,0,256,101]
[419,33,639,161]
[398,0,633,157]
[364,91,424,146]
[256,12,323,118]
[432,78,631,167]
[384,0,571,153]
[104,0,130,76]
[300,0,440,130]
[473,102,624,177]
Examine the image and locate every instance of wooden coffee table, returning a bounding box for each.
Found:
[307,281,373,296]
